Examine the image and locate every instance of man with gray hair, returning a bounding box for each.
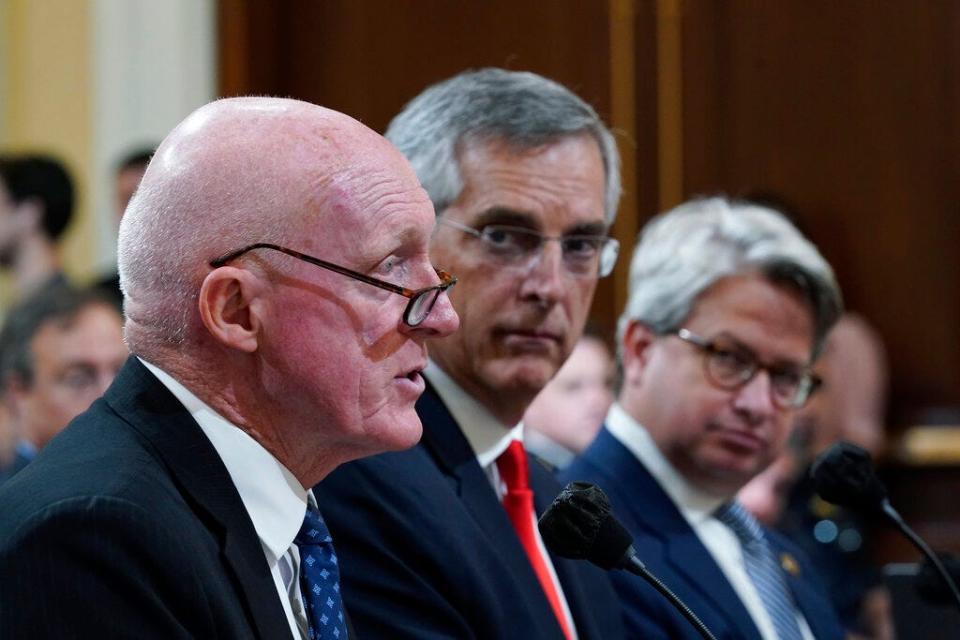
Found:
[561,197,846,639]
[315,68,625,638]
[0,97,458,639]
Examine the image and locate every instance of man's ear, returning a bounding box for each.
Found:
[198,267,264,353]
[621,321,657,388]
[3,374,30,420]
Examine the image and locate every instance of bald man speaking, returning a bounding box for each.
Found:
[0,98,459,639]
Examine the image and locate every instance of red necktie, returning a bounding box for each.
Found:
[497,440,573,640]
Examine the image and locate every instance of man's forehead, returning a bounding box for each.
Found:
[304,165,432,248]
[685,276,816,358]
[30,306,122,356]
[451,135,606,226]
[154,98,379,183]
[469,206,607,235]
[37,304,120,336]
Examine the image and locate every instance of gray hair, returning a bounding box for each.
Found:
[618,196,843,358]
[385,68,622,224]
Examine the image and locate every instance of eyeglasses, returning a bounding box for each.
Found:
[438,219,619,278]
[671,328,820,409]
[209,243,457,327]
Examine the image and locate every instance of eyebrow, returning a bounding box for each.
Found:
[471,207,609,236]
[711,332,809,369]
[472,207,537,229]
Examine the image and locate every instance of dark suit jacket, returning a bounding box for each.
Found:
[0,357,293,639]
[0,448,32,484]
[560,427,846,640]
[313,382,625,639]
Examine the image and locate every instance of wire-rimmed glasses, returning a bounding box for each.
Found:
[438,219,619,278]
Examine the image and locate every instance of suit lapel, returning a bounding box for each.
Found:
[104,357,292,640]
[416,382,523,547]
[770,536,839,639]
[582,429,763,640]
[416,382,567,638]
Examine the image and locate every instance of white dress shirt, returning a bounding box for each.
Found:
[141,358,308,640]
[425,361,579,638]
[606,403,814,640]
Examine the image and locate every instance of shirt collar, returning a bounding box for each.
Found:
[138,357,308,562]
[605,402,725,525]
[424,359,523,469]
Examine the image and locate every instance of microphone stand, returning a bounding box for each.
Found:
[622,552,718,640]
[881,498,960,614]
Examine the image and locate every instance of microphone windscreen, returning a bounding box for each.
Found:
[538,481,634,570]
[810,441,888,513]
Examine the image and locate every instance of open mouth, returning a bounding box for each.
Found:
[402,368,423,382]
[395,364,426,395]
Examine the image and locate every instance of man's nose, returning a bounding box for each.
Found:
[408,289,459,337]
[518,240,566,304]
[732,369,777,423]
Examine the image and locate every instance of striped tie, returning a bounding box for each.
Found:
[715,501,803,640]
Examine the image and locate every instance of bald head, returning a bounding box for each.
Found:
[112,97,458,486]
[119,97,414,355]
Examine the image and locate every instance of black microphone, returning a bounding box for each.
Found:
[811,441,960,614]
[810,440,889,514]
[539,482,718,640]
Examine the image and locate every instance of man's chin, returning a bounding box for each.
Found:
[483,358,559,397]
[371,412,424,452]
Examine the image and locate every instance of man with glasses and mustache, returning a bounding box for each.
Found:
[314,68,625,639]
[561,197,847,639]
[0,97,458,639]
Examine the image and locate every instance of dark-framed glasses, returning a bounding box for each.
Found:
[671,328,820,409]
[438,219,619,278]
[209,243,456,327]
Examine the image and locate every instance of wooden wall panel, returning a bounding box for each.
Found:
[678,1,960,424]
[220,1,612,137]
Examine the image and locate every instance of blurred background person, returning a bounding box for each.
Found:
[0,284,127,482]
[739,312,892,639]
[0,155,78,471]
[0,398,13,473]
[112,146,153,222]
[94,145,155,308]
[523,329,615,469]
[0,154,76,300]
[737,433,805,527]
[794,313,888,458]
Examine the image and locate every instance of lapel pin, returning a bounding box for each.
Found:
[780,552,801,576]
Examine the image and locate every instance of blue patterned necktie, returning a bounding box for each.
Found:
[295,506,349,640]
[715,501,803,640]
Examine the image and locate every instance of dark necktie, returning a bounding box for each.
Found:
[294,506,349,640]
[715,501,803,640]
[497,440,573,640]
